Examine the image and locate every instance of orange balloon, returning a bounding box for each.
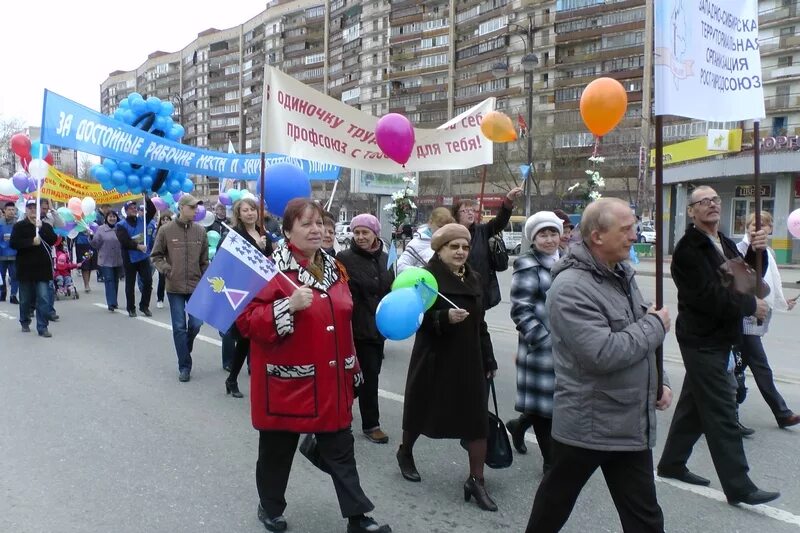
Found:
[480,111,517,143]
[579,77,628,137]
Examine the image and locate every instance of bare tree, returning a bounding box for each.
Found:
[0,117,27,177]
[78,154,95,180]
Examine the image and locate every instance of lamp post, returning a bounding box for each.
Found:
[168,93,185,131]
[492,17,538,219]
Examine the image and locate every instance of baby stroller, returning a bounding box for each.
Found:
[54,238,82,301]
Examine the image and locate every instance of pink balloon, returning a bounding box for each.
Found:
[375,113,415,166]
[788,208,800,239]
[68,197,82,217]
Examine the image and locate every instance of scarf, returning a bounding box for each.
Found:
[288,242,324,282]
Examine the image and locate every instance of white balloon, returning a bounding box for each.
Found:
[28,158,49,180]
[0,178,18,196]
[81,197,96,216]
[241,191,256,200]
[202,210,216,227]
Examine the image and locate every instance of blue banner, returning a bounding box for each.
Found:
[40,90,341,181]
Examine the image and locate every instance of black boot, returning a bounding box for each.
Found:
[506,417,528,454]
[463,475,498,512]
[736,410,755,437]
[225,378,244,398]
[396,445,421,482]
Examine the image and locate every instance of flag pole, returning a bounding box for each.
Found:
[754,121,764,324]
[259,152,266,233]
[325,179,339,212]
[654,114,664,401]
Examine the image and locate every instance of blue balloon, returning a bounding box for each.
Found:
[119,98,130,109]
[55,227,70,237]
[94,167,111,182]
[257,163,311,217]
[115,184,129,193]
[101,181,115,191]
[128,92,142,102]
[118,162,132,174]
[89,164,102,179]
[160,101,175,116]
[168,124,185,141]
[122,109,137,125]
[181,179,194,193]
[146,97,162,113]
[127,175,141,189]
[375,288,425,341]
[102,158,118,172]
[131,98,147,115]
[112,170,127,186]
[167,179,181,194]
[30,141,49,159]
[141,176,154,190]
[113,108,126,121]
[131,186,143,195]
[154,116,169,132]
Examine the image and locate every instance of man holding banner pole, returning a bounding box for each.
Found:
[117,199,157,318]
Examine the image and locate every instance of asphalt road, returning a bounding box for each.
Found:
[2,268,800,533]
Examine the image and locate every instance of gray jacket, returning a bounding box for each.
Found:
[546,243,668,452]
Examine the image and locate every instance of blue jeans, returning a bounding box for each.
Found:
[0,260,17,298]
[100,265,123,308]
[47,281,56,317]
[18,281,50,333]
[167,292,203,373]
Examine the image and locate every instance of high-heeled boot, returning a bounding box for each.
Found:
[463,475,498,512]
[396,445,421,482]
[225,378,244,398]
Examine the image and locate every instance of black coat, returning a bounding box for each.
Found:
[466,201,512,309]
[672,225,767,348]
[10,219,58,282]
[402,255,497,440]
[336,241,394,343]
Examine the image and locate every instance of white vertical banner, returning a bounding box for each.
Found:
[655,0,764,120]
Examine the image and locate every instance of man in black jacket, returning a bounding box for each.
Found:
[10,199,58,337]
[657,186,779,506]
[452,186,522,309]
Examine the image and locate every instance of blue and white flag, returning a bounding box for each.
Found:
[387,242,398,271]
[519,164,531,180]
[186,232,278,332]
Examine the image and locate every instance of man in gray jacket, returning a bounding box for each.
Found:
[525,198,672,533]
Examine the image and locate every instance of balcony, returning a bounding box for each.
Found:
[764,94,800,112]
[760,4,799,27]
[769,65,800,81]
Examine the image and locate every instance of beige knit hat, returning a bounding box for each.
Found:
[431,223,471,251]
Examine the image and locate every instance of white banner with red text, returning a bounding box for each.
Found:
[260,66,495,173]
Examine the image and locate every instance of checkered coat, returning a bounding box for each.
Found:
[510,251,557,417]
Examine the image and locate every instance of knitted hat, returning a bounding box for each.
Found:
[524,211,564,243]
[350,213,380,236]
[431,223,471,251]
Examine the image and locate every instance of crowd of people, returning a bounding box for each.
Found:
[2,185,799,533]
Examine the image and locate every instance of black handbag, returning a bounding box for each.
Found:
[488,235,509,272]
[299,433,330,474]
[485,379,513,469]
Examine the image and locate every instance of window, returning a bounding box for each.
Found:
[343,25,361,42]
[731,198,774,235]
[778,55,794,67]
[772,116,787,136]
[780,26,795,36]
[305,52,325,64]
[478,16,508,36]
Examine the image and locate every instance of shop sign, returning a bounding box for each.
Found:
[734,185,771,197]
[760,136,800,151]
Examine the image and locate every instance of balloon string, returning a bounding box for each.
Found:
[593,136,601,159]
[420,281,460,310]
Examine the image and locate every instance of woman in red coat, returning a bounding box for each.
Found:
[236,199,391,533]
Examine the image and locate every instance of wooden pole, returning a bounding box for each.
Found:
[754,121,764,313]
[478,165,487,214]
[654,114,664,400]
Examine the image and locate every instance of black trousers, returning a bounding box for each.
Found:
[740,334,793,420]
[156,271,166,302]
[123,259,152,312]
[256,429,374,519]
[658,343,757,499]
[227,325,250,382]
[526,440,664,533]
[355,340,384,431]
[516,413,552,469]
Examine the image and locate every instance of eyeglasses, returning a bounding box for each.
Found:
[447,243,470,251]
[689,196,722,208]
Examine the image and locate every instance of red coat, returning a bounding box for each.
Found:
[237,244,361,433]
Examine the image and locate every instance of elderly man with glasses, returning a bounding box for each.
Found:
[657,185,780,506]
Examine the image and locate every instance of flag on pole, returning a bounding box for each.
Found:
[219,141,237,193]
[517,114,528,138]
[386,241,398,271]
[519,164,531,181]
[186,232,278,332]
[654,0,764,121]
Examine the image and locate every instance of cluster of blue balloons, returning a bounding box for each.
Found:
[89,92,192,196]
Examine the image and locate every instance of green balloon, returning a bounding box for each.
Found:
[392,267,438,310]
[207,230,221,247]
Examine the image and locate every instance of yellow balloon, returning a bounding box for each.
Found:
[480,111,518,143]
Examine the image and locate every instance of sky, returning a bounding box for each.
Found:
[0,1,266,126]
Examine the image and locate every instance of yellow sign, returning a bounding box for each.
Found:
[649,129,742,168]
[40,167,141,204]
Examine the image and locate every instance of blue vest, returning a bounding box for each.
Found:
[0,219,16,259]
[118,217,156,263]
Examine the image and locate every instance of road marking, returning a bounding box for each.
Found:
[0,310,17,320]
[97,302,800,526]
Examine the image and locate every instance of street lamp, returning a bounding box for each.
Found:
[168,93,185,124]
[493,21,538,219]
